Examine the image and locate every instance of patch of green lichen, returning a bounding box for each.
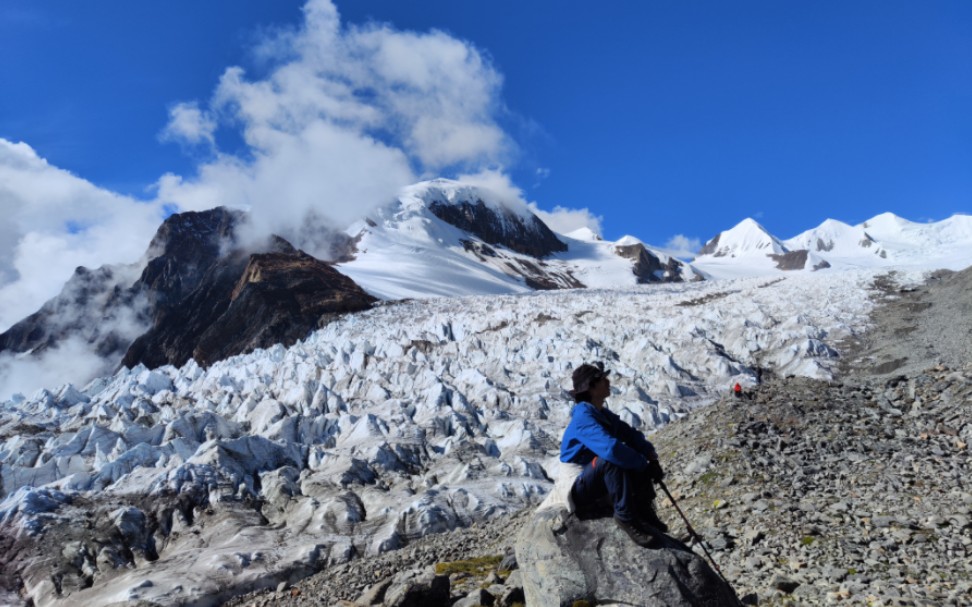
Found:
[434,555,503,576]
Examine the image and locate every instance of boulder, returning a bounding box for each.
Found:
[382,568,450,607]
[516,507,738,607]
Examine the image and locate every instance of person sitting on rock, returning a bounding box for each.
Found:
[560,361,668,548]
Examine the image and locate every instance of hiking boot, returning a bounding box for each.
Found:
[636,498,669,534]
[615,517,662,548]
[641,507,669,534]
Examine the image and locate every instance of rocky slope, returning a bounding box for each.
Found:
[838,267,972,382]
[426,197,566,258]
[0,263,148,363]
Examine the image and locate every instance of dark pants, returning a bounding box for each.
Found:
[570,457,656,525]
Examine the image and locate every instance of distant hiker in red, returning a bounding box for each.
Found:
[732,382,743,399]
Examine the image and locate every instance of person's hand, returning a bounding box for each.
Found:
[647,459,665,483]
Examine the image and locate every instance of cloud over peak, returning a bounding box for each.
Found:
[0,139,166,332]
[161,102,216,146]
[157,0,516,257]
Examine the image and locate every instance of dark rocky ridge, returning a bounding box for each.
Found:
[121,210,376,369]
[0,264,146,362]
[433,195,701,287]
[138,206,244,306]
[460,239,584,290]
[697,233,723,257]
[1,207,376,372]
[119,207,251,368]
[428,199,567,258]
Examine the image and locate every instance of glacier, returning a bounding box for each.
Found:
[0,269,897,606]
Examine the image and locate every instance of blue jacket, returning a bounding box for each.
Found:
[560,401,657,470]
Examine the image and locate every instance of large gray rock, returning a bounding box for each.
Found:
[516,508,738,607]
[382,568,450,607]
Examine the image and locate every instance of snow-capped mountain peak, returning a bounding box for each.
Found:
[783,218,885,259]
[401,178,534,220]
[338,180,699,299]
[843,212,972,270]
[697,218,787,258]
[859,211,915,234]
[565,227,602,241]
[614,235,643,246]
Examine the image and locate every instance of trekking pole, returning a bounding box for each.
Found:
[658,480,745,606]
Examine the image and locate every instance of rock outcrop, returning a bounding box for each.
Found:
[516,507,738,606]
[123,243,376,369]
[615,242,704,283]
[460,239,584,290]
[428,198,567,258]
[192,250,376,366]
[769,249,831,271]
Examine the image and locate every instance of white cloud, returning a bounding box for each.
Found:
[0,139,166,332]
[157,0,514,257]
[455,169,532,214]
[160,101,216,145]
[0,336,111,400]
[663,234,703,258]
[530,204,604,237]
[447,171,601,240]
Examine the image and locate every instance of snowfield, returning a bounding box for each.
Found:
[0,270,899,606]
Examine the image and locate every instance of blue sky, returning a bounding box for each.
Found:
[2,1,970,253]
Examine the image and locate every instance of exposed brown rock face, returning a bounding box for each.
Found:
[139,207,244,305]
[615,243,703,283]
[428,199,567,258]
[120,249,250,369]
[192,251,376,367]
[121,213,375,369]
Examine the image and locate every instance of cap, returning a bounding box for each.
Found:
[571,361,611,395]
